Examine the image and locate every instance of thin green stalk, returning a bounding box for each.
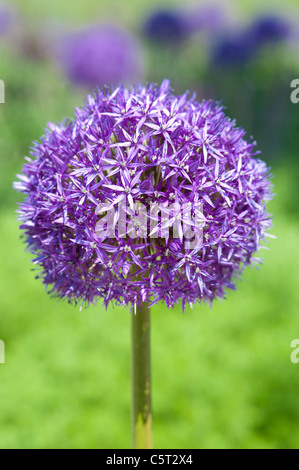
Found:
[131,302,153,449]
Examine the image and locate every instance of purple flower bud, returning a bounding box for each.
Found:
[15,80,273,311]
[56,24,143,88]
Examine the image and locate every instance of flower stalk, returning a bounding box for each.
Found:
[131,302,153,449]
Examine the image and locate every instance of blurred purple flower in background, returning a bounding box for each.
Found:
[143,4,227,45]
[143,10,186,44]
[0,1,16,35]
[57,24,143,88]
[14,80,273,311]
[211,32,255,66]
[211,13,290,67]
[247,15,290,49]
[182,3,227,35]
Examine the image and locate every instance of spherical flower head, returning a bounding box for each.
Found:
[57,24,143,88]
[143,10,186,45]
[15,80,273,311]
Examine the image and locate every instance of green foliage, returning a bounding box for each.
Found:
[0,195,299,448]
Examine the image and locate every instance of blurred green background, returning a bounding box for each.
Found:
[0,0,299,449]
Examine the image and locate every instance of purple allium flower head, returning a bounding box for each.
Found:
[57,24,143,88]
[14,80,273,311]
[143,10,186,44]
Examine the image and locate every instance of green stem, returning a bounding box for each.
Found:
[131,302,153,449]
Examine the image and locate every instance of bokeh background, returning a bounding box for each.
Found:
[0,0,299,449]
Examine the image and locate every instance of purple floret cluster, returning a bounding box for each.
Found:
[14,80,273,311]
